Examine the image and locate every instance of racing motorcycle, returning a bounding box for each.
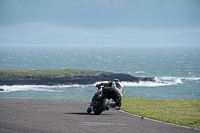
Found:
[87,85,124,115]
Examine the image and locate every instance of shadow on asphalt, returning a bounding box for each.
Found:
[65,112,92,115]
[65,112,115,115]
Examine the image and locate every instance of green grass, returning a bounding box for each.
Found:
[0,69,95,77]
[121,97,200,129]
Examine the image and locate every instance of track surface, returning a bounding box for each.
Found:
[0,98,199,133]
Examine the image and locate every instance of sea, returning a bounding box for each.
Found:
[0,44,200,100]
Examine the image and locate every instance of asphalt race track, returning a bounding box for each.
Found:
[0,98,199,133]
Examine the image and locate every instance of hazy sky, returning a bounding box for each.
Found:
[0,0,200,45]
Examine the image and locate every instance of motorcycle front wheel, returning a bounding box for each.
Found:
[93,98,109,115]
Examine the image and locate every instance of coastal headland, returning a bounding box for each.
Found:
[0,69,155,85]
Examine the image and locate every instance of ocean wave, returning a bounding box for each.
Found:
[156,76,200,81]
[182,77,200,80]
[0,85,82,92]
[135,71,144,74]
[120,77,199,87]
[92,80,175,87]
[93,76,200,87]
[121,81,171,87]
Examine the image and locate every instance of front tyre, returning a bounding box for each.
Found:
[93,98,109,115]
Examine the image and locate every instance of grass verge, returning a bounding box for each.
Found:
[121,97,200,129]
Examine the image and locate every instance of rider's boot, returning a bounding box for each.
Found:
[110,103,116,108]
[115,106,121,110]
[110,103,121,110]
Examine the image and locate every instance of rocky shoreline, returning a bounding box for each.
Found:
[0,71,155,86]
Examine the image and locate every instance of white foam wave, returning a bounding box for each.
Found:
[92,76,200,87]
[135,71,144,74]
[157,76,200,81]
[0,85,82,92]
[92,81,110,86]
[182,77,200,80]
[174,78,183,84]
[122,77,188,87]
[121,81,171,87]
[92,80,175,87]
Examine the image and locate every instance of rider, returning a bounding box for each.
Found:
[88,79,125,111]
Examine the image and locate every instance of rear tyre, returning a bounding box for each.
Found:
[93,98,109,115]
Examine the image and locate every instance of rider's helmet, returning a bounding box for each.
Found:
[114,79,124,88]
[111,79,120,88]
[113,79,124,95]
[114,79,120,83]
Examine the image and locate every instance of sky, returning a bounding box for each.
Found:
[0,0,200,46]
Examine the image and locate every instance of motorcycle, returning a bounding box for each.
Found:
[87,85,124,115]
